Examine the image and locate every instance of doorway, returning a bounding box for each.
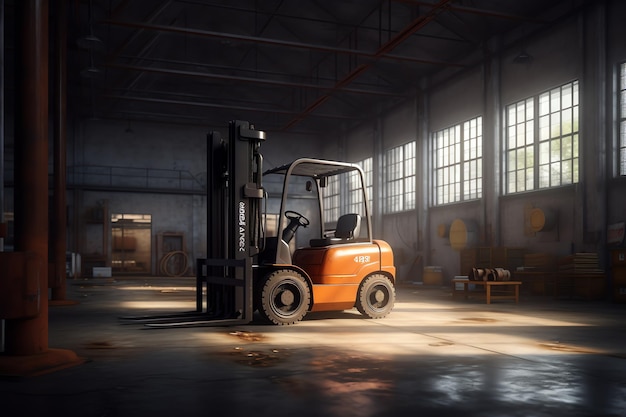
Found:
[111,213,152,275]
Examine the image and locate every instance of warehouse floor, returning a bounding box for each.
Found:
[1,276,625,417]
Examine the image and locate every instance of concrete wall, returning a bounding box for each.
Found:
[59,0,626,281]
[606,0,626,231]
[68,118,323,276]
[340,1,626,285]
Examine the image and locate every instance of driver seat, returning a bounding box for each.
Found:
[310,213,361,247]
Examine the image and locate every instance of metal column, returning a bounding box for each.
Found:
[7,0,50,356]
[0,0,82,376]
[51,0,68,301]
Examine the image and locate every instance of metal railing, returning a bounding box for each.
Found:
[67,165,206,193]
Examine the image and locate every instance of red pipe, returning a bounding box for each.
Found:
[283,0,453,130]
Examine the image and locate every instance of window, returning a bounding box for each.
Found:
[111,213,152,275]
[433,116,483,205]
[619,63,626,175]
[384,142,416,213]
[505,80,579,194]
[348,157,373,216]
[323,174,340,222]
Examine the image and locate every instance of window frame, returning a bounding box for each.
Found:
[616,62,626,177]
[504,80,580,194]
[348,157,373,216]
[432,116,483,206]
[384,141,416,214]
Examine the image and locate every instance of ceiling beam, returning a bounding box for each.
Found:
[394,0,548,24]
[102,94,362,120]
[281,0,454,130]
[100,19,464,67]
[105,62,407,97]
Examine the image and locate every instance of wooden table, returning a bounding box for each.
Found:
[452,278,522,304]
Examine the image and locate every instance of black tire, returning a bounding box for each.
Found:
[356,274,395,319]
[259,269,311,325]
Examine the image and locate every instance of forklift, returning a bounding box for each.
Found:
[126,120,395,327]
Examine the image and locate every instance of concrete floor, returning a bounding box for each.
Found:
[1,277,626,417]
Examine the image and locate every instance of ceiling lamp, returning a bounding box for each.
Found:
[513,49,533,65]
[77,0,103,50]
[77,34,103,50]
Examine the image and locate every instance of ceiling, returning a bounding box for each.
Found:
[61,0,586,135]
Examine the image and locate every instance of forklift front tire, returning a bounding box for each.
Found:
[356,274,395,319]
[259,269,311,325]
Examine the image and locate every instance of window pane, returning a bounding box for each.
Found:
[506,80,579,192]
[539,115,549,140]
[539,142,549,165]
[384,142,416,212]
[539,164,550,188]
[539,93,550,116]
[551,138,561,163]
[432,116,482,205]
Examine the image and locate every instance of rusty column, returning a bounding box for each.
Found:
[0,0,82,375]
[6,0,50,355]
[50,0,68,301]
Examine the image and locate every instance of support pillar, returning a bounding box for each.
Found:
[50,0,70,302]
[0,0,82,377]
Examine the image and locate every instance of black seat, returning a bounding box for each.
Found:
[310,213,361,247]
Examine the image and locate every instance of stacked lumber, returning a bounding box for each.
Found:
[520,253,557,271]
[558,253,603,274]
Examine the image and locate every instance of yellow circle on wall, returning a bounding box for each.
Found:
[449,218,476,250]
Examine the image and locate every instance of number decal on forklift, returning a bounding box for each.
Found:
[354,255,370,263]
[238,201,246,252]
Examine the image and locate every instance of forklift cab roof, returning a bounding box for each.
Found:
[263,158,362,179]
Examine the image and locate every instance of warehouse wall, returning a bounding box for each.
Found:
[5,1,623,284]
[607,0,626,230]
[69,119,322,276]
[342,0,625,284]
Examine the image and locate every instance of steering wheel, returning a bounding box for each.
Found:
[285,210,310,227]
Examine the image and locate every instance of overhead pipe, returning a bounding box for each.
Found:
[101,19,463,68]
[107,60,406,98]
[282,0,454,130]
[101,93,362,120]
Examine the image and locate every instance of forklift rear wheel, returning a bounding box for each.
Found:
[259,270,311,325]
[356,274,395,319]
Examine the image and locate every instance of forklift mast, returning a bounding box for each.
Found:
[202,120,266,323]
[207,120,265,260]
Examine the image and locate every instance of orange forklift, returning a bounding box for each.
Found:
[127,120,395,327]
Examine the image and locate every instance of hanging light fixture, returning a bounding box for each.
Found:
[513,48,533,64]
[77,0,103,50]
[79,0,103,79]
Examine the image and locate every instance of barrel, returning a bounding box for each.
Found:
[423,266,443,285]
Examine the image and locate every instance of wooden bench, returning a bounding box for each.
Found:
[452,278,522,304]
